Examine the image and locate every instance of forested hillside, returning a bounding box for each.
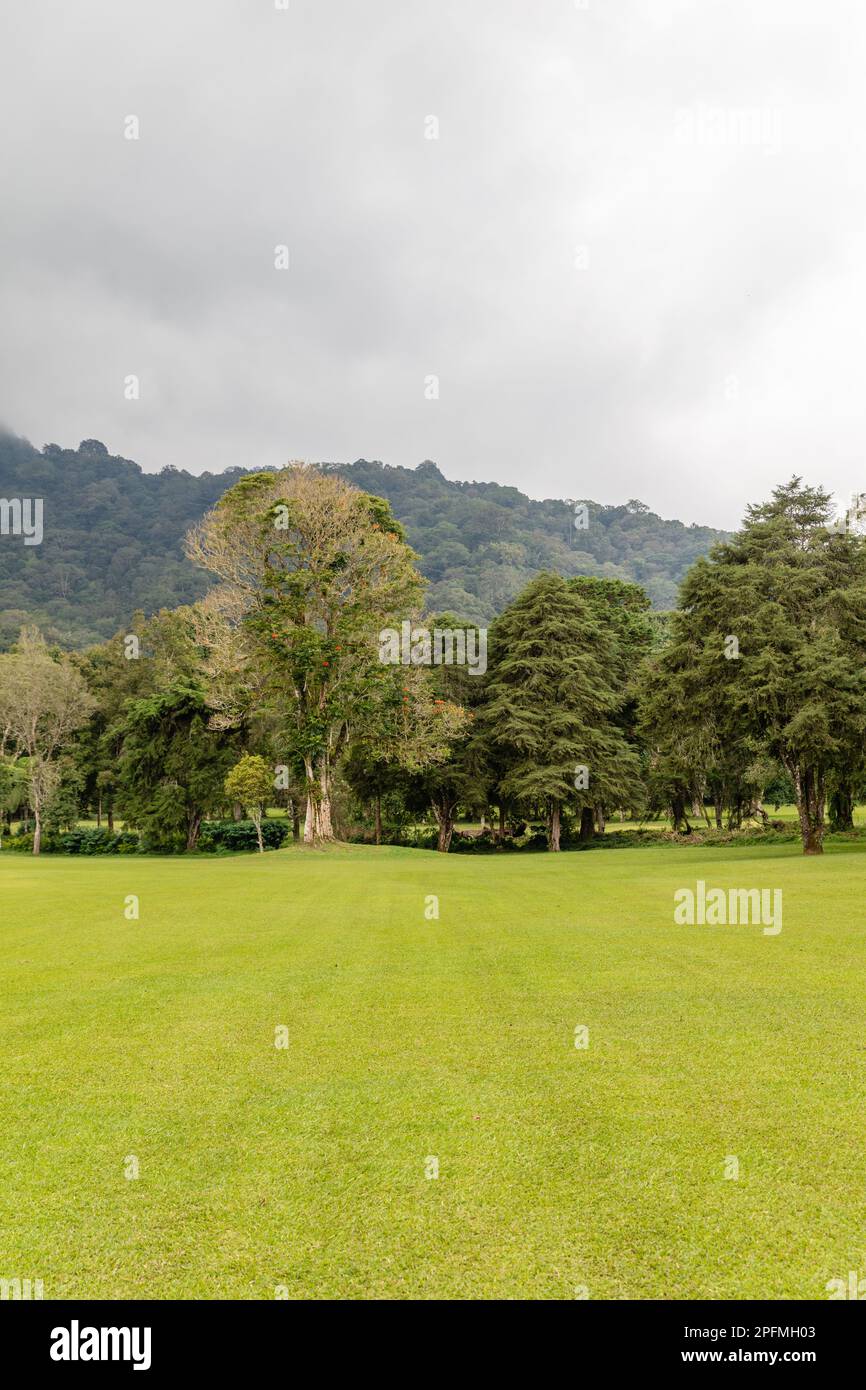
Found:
[0,431,727,648]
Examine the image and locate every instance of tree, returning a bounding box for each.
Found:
[480,574,642,850]
[350,646,472,852]
[73,610,201,829]
[642,479,866,854]
[224,755,273,852]
[0,628,93,853]
[115,682,239,851]
[186,465,423,843]
[0,754,27,843]
[567,576,655,831]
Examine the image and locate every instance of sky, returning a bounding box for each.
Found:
[1,0,864,529]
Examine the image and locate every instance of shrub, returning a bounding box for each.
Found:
[59,828,140,855]
[1,828,140,854]
[196,819,289,853]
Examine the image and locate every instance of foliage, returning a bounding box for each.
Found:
[196,818,289,853]
[641,478,866,854]
[0,627,94,851]
[0,430,725,649]
[480,573,643,849]
[224,754,274,851]
[115,681,240,851]
[187,464,426,842]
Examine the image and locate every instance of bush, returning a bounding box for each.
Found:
[196,819,289,853]
[59,828,140,854]
[1,831,37,853]
[1,820,291,855]
[1,828,140,854]
[449,828,503,853]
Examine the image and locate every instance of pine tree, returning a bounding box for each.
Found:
[480,573,642,850]
[642,478,866,854]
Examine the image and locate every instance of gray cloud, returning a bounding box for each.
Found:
[1,0,863,528]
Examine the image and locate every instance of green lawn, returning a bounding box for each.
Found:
[1,839,864,1300]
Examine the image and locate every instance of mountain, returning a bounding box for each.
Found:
[0,431,728,648]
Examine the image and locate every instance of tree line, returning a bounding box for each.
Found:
[0,430,727,648]
[0,469,862,858]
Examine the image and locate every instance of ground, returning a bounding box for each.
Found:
[1,839,864,1299]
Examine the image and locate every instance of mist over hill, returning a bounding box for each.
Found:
[0,431,728,648]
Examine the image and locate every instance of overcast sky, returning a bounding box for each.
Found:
[1,0,864,528]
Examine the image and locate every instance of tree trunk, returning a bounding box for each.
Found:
[233,801,244,821]
[671,792,690,833]
[548,800,562,851]
[431,794,456,852]
[436,818,454,853]
[595,805,605,834]
[714,797,723,830]
[374,793,382,846]
[290,799,300,843]
[186,811,202,852]
[829,782,854,832]
[254,814,264,853]
[32,807,41,856]
[303,755,335,843]
[791,763,825,855]
[96,795,102,829]
[107,806,115,832]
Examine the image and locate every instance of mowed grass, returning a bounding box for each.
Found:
[1,840,865,1300]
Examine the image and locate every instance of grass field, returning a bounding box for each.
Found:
[1,839,865,1300]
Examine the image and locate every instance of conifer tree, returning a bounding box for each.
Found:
[642,479,866,854]
[480,573,642,850]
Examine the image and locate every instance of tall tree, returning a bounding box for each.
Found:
[115,681,239,851]
[642,478,866,854]
[480,573,642,850]
[567,576,655,832]
[186,465,423,842]
[0,628,93,853]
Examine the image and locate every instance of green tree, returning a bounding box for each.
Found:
[224,754,273,852]
[642,479,866,854]
[187,465,423,842]
[0,628,94,853]
[115,682,239,851]
[480,573,642,850]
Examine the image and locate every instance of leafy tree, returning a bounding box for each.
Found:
[73,610,201,828]
[224,754,273,852]
[0,628,94,852]
[343,673,467,847]
[115,682,239,851]
[0,755,27,842]
[187,465,423,842]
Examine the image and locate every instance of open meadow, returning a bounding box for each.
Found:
[2,839,864,1300]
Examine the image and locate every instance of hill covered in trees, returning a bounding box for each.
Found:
[0,430,727,648]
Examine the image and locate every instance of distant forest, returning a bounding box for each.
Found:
[0,431,728,648]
